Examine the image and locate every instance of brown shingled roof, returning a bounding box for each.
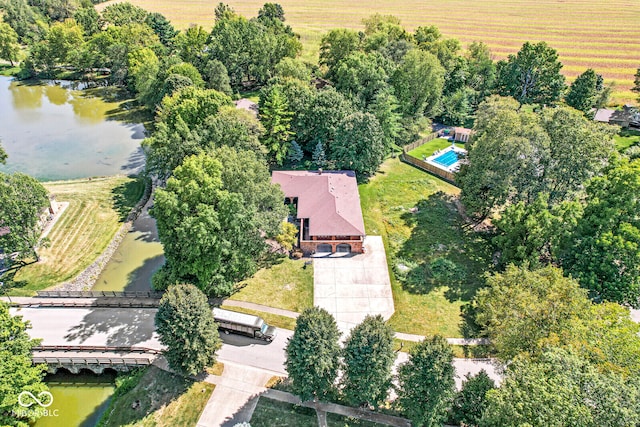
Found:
[271,170,366,237]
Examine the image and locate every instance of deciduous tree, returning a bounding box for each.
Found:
[330,111,385,176]
[151,154,264,296]
[496,41,565,106]
[0,303,49,427]
[155,284,221,375]
[396,335,455,427]
[101,2,148,27]
[0,172,49,262]
[474,265,591,361]
[391,48,445,117]
[561,160,640,307]
[565,68,601,114]
[341,315,395,408]
[0,22,21,66]
[481,348,640,427]
[319,28,361,78]
[450,370,495,427]
[285,307,341,401]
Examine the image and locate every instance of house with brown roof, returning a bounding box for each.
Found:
[271,170,366,254]
[594,105,640,129]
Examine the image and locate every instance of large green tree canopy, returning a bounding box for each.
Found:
[155,284,221,375]
[561,159,640,307]
[458,96,615,220]
[0,303,49,427]
[496,41,566,106]
[151,153,265,297]
[0,172,49,262]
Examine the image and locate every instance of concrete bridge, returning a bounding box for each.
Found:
[32,345,161,374]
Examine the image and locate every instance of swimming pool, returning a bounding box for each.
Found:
[433,150,459,167]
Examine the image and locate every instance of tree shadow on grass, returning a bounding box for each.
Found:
[111,176,147,221]
[397,191,495,304]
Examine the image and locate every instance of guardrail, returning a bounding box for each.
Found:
[24,300,161,308]
[36,290,164,298]
[32,357,153,366]
[33,345,163,355]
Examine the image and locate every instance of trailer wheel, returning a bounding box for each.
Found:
[265,337,273,343]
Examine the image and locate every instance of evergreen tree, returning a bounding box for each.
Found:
[259,86,294,165]
[155,284,221,375]
[312,141,327,168]
[286,140,303,166]
[341,315,395,408]
[285,307,341,401]
[396,335,456,427]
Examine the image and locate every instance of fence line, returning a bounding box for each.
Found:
[400,152,457,185]
[402,131,440,152]
[36,290,164,299]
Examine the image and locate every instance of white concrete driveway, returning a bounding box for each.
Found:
[313,236,394,332]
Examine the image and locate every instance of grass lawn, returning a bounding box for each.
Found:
[251,398,317,427]
[231,257,314,312]
[96,0,640,103]
[99,366,214,427]
[408,138,465,159]
[7,176,146,295]
[359,158,494,338]
[614,129,640,151]
[220,305,298,331]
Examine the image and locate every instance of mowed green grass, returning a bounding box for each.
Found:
[97,0,640,103]
[99,366,214,427]
[614,129,640,151]
[230,257,314,312]
[8,176,145,295]
[359,158,493,337]
[408,138,465,159]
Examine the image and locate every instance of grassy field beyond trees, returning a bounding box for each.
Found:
[97,0,640,103]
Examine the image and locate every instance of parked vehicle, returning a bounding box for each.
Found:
[213,308,277,342]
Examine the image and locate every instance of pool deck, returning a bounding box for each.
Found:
[424,145,467,173]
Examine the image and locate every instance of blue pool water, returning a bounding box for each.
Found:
[433,150,459,167]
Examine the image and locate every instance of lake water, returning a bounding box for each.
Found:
[0,76,145,181]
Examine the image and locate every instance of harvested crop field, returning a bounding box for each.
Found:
[98,0,640,104]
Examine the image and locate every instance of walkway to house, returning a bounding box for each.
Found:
[313,236,395,333]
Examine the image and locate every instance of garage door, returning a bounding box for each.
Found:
[316,244,332,253]
[336,244,351,253]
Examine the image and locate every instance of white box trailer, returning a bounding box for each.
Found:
[213,308,277,342]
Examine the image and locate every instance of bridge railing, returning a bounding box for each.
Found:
[32,356,153,366]
[36,290,165,298]
[25,300,161,308]
[32,345,163,355]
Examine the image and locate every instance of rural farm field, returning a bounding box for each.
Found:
[98,0,640,104]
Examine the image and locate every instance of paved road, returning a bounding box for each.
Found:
[11,306,291,375]
[12,307,501,387]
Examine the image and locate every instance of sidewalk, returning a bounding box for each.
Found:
[197,361,274,427]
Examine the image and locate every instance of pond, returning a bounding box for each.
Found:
[33,370,116,427]
[0,76,145,182]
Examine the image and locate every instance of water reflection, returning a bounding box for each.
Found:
[0,76,145,181]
